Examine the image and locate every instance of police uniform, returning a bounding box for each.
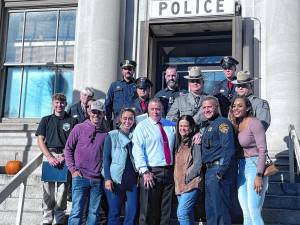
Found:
[105,60,137,125]
[201,116,236,225]
[248,94,271,130]
[166,92,207,126]
[36,112,77,225]
[133,77,152,115]
[154,88,187,117]
[213,56,239,117]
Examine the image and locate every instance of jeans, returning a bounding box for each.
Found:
[68,176,103,225]
[105,184,138,225]
[177,189,199,225]
[237,157,268,225]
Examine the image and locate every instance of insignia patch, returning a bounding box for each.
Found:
[219,123,229,133]
[220,89,225,93]
[262,101,269,109]
[208,127,212,132]
[63,123,71,131]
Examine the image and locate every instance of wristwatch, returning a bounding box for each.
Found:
[256,172,263,177]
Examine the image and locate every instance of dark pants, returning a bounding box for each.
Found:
[139,166,174,225]
[205,164,234,225]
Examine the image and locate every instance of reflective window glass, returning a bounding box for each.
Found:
[55,68,74,104]
[5,13,24,63]
[4,68,22,117]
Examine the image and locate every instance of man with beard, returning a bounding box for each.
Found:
[105,60,137,128]
[155,66,186,117]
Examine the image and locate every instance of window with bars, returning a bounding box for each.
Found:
[3,8,76,118]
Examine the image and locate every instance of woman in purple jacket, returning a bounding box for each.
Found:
[65,100,107,225]
[229,96,268,225]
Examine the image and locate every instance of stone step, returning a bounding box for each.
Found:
[0,132,37,137]
[269,171,290,182]
[0,196,42,212]
[0,123,38,131]
[0,211,42,225]
[264,194,300,210]
[0,150,41,166]
[263,208,300,224]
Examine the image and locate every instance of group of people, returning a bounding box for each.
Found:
[36,55,271,225]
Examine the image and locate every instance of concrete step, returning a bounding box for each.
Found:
[269,171,290,182]
[0,149,41,166]
[0,211,42,225]
[264,194,300,210]
[263,208,300,224]
[0,123,38,131]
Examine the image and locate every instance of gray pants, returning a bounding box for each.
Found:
[42,153,67,224]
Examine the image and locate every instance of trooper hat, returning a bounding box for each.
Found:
[120,59,137,68]
[232,70,258,85]
[90,100,105,112]
[220,56,239,68]
[184,66,203,80]
[135,77,153,89]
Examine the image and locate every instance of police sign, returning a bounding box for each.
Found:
[149,0,235,19]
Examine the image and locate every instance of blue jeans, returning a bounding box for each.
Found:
[68,176,103,225]
[177,189,199,225]
[237,157,268,225]
[105,184,138,225]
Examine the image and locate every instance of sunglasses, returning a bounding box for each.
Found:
[236,84,249,88]
[189,79,202,84]
[91,110,103,115]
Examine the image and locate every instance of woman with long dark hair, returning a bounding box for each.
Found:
[174,115,203,225]
[229,96,268,225]
[103,107,138,225]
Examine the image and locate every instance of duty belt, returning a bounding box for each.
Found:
[205,160,220,168]
[48,147,64,154]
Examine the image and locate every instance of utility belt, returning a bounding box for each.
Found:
[205,160,220,168]
[48,147,64,154]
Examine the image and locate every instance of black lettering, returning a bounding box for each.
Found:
[217,0,224,12]
[184,1,191,14]
[159,2,168,16]
[204,0,212,13]
[171,2,180,15]
[196,0,200,13]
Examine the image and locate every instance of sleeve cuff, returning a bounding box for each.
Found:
[139,167,149,174]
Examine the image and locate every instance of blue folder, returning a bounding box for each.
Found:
[41,161,68,182]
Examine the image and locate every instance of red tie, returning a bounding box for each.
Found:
[140,99,147,113]
[228,81,233,90]
[157,122,172,165]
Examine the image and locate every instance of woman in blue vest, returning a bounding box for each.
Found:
[103,107,138,225]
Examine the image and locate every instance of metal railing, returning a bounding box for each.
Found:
[288,124,300,183]
[0,152,43,225]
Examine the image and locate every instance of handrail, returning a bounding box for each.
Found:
[288,124,300,183]
[0,152,43,225]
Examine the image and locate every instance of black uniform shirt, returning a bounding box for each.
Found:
[35,113,77,148]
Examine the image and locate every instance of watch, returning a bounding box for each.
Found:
[256,172,263,177]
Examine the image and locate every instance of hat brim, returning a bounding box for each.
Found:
[121,64,135,68]
[184,75,203,80]
[232,77,258,85]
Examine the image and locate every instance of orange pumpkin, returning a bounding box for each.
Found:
[5,153,23,175]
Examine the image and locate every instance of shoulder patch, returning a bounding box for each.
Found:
[262,100,269,109]
[219,123,229,133]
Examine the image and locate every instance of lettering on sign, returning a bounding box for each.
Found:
[149,0,235,19]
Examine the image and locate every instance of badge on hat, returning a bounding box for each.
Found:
[120,59,137,68]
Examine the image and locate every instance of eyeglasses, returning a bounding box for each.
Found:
[189,79,202,84]
[236,84,249,88]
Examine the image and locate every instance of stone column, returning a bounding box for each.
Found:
[73,0,122,99]
[263,1,300,151]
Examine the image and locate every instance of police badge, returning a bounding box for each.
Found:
[63,123,71,131]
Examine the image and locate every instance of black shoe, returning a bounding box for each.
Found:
[43,223,51,225]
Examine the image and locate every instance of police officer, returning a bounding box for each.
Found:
[201,96,236,225]
[213,56,239,117]
[105,59,137,127]
[155,65,186,117]
[233,70,271,130]
[166,66,207,126]
[133,77,153,115]
[36,93,77,225]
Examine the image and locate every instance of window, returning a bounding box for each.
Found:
[3,9,76,118]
